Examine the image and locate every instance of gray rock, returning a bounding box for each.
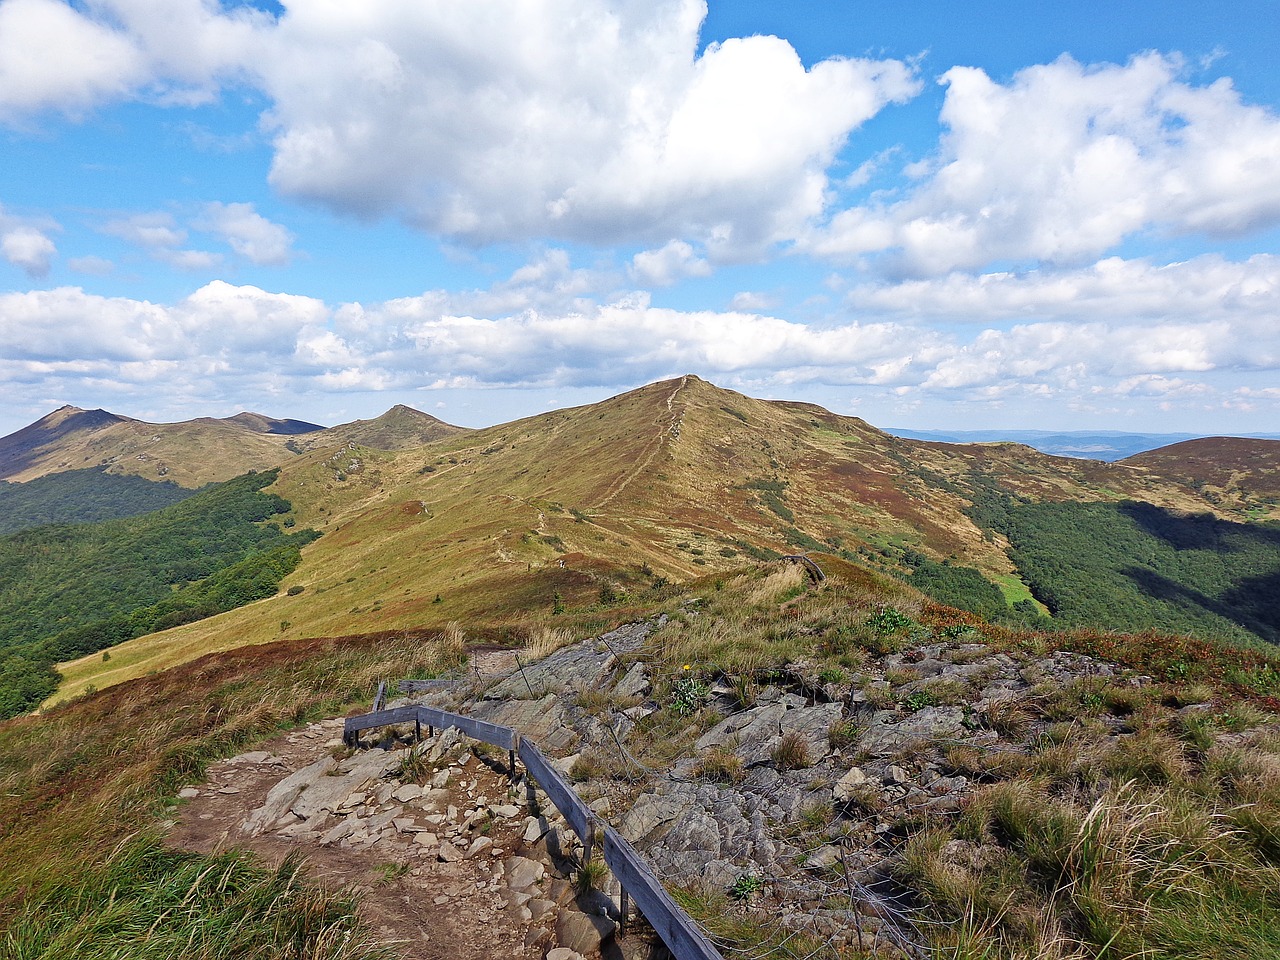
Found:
[695,702,786,762]
[437,841,464,863]
[471,695,578,752]
[242,755,335,835]
[778,702,845,761]
[504,855,546,891]
[393,783,424,802]
[523,816,551,843]
[556,908,617,956]
[614,661,651,698]
[832,766,868,802]
[320,819,356,846]
[617,792,693,844]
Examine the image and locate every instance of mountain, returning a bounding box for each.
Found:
[1123,436,1280,514]
[886,427,1280,461]
[0,403,466,488]
[0,405,322,487]
[293,404,468,452]
[47,374,1280,704]
[221,412,326,435]
[8,377,1280,960]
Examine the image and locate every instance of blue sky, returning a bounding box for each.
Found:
[2,0,1279,438]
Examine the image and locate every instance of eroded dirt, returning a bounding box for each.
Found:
[167,717,590,960]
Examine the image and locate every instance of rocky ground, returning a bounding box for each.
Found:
[167,669,662,960]
[169,615,1208,960]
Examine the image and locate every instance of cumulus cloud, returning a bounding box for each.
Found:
[0,0,145,121]
[0,204,58,276]
[252,0,918,253]
[0,0,265,121]
[806,53,1280,274]
[198,201,294,265]
[1,224,56,277]
[5,242,1279,413]
[629,240,711,286]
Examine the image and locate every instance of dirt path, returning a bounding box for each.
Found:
[167,718,593,960]
[595,376,686,510]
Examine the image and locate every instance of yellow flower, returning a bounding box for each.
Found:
[682,664,691,671]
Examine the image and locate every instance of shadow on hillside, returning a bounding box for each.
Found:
[1124,566,1280,647]
[1119,501,1280,554]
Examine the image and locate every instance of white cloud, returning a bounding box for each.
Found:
[103,211,187,249]
[255,0,918,252]
[0,0,265,121]
[1,224,56,277]
[847,254,1280,325]
[102,203,293,268]
[197,201,294,265]
[806,53,1280,274]
[0,0,145,121]
[2,245,1278,432]
[629,240,711,286]
[729,291,780,312]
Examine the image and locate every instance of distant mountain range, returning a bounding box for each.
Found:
[886,427,1280,461]
[0,403,466,487]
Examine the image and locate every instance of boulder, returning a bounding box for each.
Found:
[242,755,335,835]
[556,909,616,956]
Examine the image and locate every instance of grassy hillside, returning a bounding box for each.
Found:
[0,627,460,958]
[1125,437,1280,520]
[7,561,1280,958]
[46,375,1280,705]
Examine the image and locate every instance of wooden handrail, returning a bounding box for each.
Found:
[342,697,725,960]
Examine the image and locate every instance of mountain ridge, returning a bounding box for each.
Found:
[45,374,1280,704]
[0,403,466,487]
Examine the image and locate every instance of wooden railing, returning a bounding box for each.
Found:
[343,699,724,960]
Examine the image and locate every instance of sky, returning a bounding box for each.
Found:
[2,0,1279,438]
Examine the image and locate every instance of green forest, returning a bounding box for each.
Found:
[0,470,317,719]
[0,467,198,535]
[967,477,1280,649]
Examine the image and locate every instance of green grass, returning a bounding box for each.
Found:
[0,629,462,954]
[3,839,394,960]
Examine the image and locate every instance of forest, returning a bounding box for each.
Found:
[0,470,316,718]
[0,467,197,535]
[967,475,1280,649]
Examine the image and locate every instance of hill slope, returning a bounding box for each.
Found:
[0,405,322,487]
[48,375,1280,703]
[297,403,468,452]
[1124,436,1280,519]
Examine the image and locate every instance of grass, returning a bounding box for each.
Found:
[2,838,396,960]
[0,628,461,955]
